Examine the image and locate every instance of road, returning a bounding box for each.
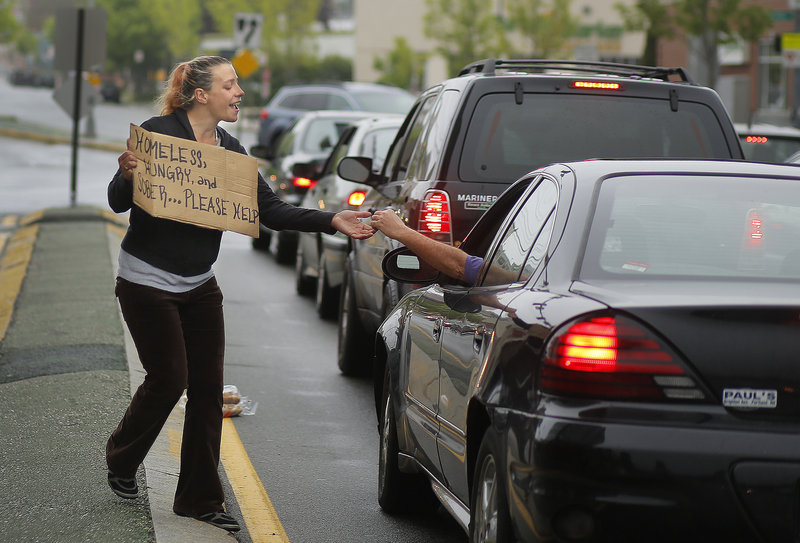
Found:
[0,77,465,542]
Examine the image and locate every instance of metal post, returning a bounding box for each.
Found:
[69,8,85,208]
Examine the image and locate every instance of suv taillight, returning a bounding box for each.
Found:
[541,314,706,401]
[260,109,269,120]
[418,190,453,243]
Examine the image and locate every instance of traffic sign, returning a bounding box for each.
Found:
[53,73,100,120]
[782,33,800,68]
[232,49,260,79]
[53,7,107,70]
[234,13,263,50]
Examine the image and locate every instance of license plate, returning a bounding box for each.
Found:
[722,388,777,409]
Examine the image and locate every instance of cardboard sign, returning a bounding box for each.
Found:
[129,124,259,237]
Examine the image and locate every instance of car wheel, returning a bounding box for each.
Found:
[470,429,513,543]
[381,280,399,320]
[337,254,369,376]
[378,368,434,513]
[295,245,315,296]
[315,252,338,320]
[274,231,296,264]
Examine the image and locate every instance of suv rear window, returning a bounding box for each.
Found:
[460,93,733,183]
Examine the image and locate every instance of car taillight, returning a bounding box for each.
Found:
[569,80,623,91]
[260,109,269,120]
[541,314,706,401]
[418,190,452,243]
[745,135,768,144]
[347,190,367,207]
[293,177,316,189]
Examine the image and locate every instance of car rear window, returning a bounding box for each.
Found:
[460,93,734,183]
[581,175,800,281]
[739,134,800,163]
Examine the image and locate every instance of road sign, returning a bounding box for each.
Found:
[783,33,800,68]
[53,74,99,120]
[232,49,260,79]
[53,7,107,70]
[234,13,263,50]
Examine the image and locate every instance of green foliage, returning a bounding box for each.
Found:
[0,0,20,43]
[505,0,577,59]
[423,0,510,76]
[616,0,771,85]
[373,36,427,91]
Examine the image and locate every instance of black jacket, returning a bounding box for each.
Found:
[108,109,336,276]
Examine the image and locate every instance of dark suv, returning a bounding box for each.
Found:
[335,59,745,376]
[251,82,415,158]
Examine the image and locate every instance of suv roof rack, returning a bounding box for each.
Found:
[458,59,693,84]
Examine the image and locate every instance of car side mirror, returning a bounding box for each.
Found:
[337,156,385,187]
[382,247,440,284]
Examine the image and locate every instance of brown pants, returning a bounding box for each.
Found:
[106,277,226,515]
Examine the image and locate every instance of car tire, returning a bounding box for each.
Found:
[381,280,399,320]
[470,428,513,543]
[272,231,295,264]
[295,246,315,296]
[378,368,434,513]
[315,252,338,320]
[337,254,369,376]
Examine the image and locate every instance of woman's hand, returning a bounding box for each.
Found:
[332,210,375,239]
[118,141,138,180]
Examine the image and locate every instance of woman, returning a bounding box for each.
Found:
[106,56,373,532]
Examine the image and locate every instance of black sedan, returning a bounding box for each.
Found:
[374,159,800,543]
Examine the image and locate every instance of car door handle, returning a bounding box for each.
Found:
[473,325,486,352]
[431,317,443,342]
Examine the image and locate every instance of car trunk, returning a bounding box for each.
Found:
[572,280,800,421]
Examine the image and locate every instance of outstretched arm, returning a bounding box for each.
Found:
[370,209,469,281]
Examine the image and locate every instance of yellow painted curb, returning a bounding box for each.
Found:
[0,224,38,342]
[221,419,290,542]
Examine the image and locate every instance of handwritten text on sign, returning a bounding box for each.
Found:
[129,124,260,237]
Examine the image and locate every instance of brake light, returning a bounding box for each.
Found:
[260,109,269,120]
[293,177,316,189]
[747,210,763,245]
[745,135,768,144]
[418,190,452,243]
[542,314,705,401]
[570,81,623,91]
[347,190,367,207]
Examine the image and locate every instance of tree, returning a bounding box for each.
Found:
[95,0,173,99]
[674,0,771,88]
[505,0,578,59]
[617,0,771,87]
[423,0,509,76]
[373,36,427,91]
[615,0,674,66]
[0,0,20,44]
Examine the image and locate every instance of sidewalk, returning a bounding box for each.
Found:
[0,189,244,540]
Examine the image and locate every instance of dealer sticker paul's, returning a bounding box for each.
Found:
[722,388,777,409]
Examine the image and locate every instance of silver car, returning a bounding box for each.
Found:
[294,114,404,318]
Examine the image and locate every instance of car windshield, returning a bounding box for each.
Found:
[461,94,733,183]
[349,89,415,114]
[581,175,800,281]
